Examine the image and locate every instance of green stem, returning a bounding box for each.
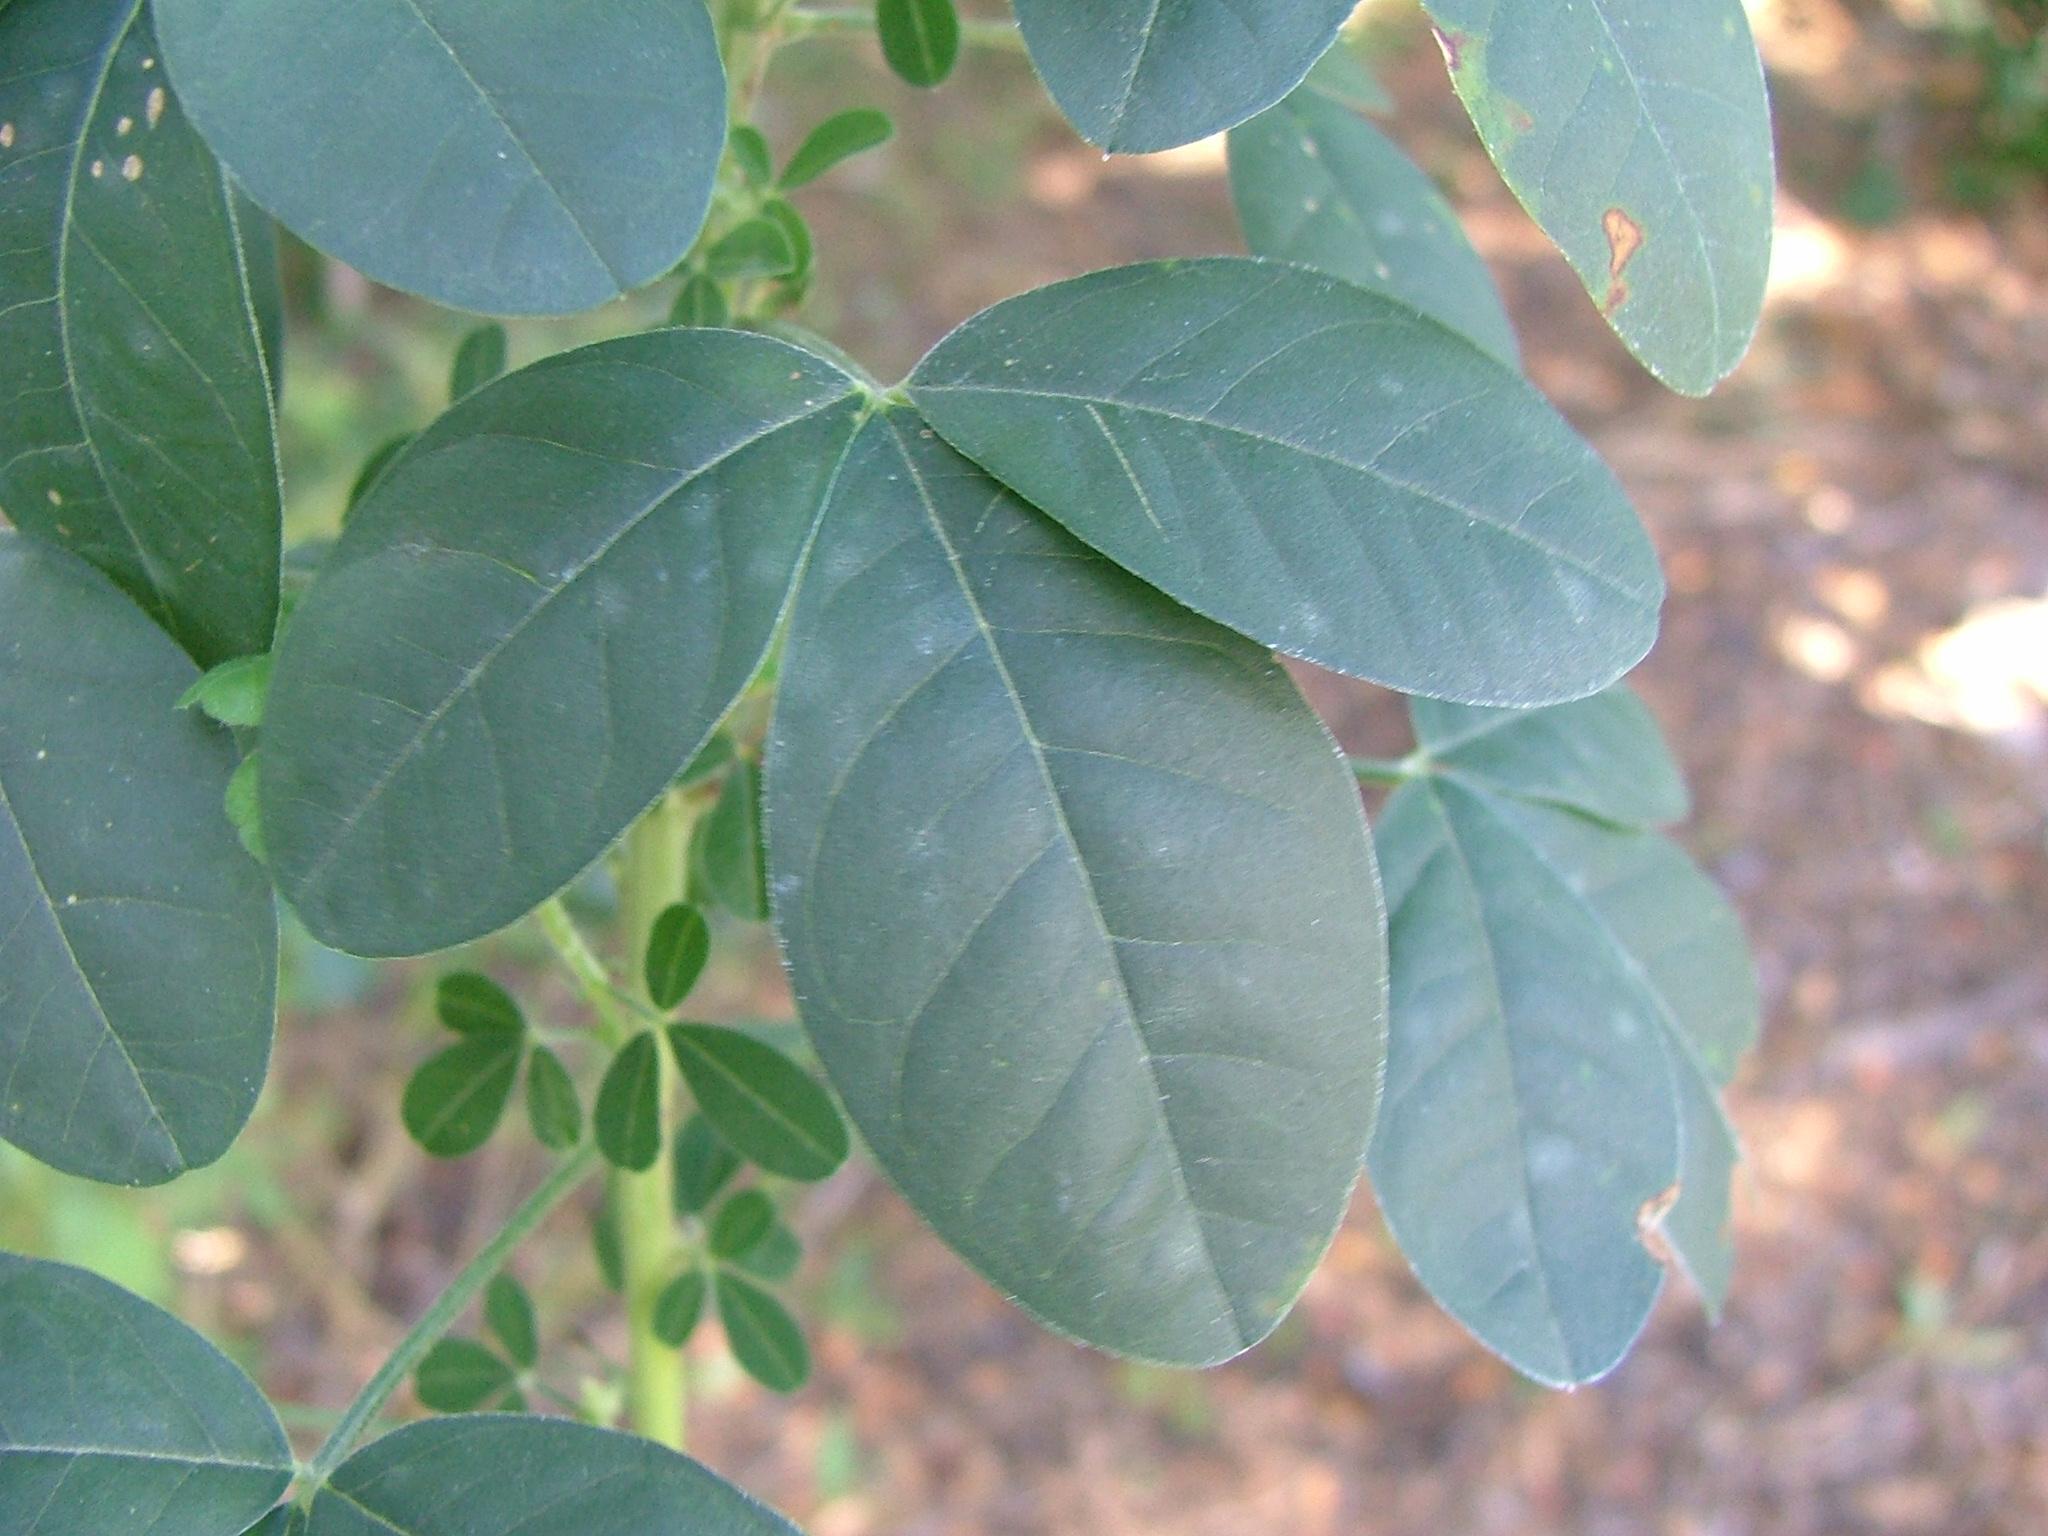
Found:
[1351,754,1424,786]
[614,796,694,1450]
[784,3,1027,51]
[302,1143,600,1493]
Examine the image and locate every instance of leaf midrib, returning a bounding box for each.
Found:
[883,413,1252,1350]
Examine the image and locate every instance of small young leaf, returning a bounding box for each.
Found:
[178,653,274,729]
[729,124,775,187]
[672,1113,743,1215]
[670,271,730,328]
[645,902,711,1010]
[878,0,960,87]
[595,1032,664,1172]
[413,1337,520,1412]
[717,1272,810,1392]
[449,323,509,401]
[667,1024,849,1181]
[780,108,895,189]
[525,1045,584,1150]
[652,1269,709,1347]
[402,1037,522,1158]
[710,1188,777,1259]
[593,1196,625,1293]
[225,752,266,863]
[436,972,525,1039]
[762,198,814,279]
[705,218,799,281]
[484,1275,539,1369]
[731,1221,802,1283]
[698,760,768,919]
[346,433,413,513]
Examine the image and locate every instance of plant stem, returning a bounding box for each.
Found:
[784,3,1027,51]
[1351,754,1424,786]
[613,794,694,1450]
[302,1142,600,1492]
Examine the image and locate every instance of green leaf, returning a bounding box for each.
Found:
[242,1507,306,1536]
[153,0,728,315]
[645,903,711,1011]
[225,750,265,862]
[260,329,866,956]
[780,108,894,189]
[672,1113,742,1215]
[450,323,508,402]
[524,1045,583,1151]
[716,1273,810,1393]
[676,731,739,790]
[594,1032,663,1172]
[0,0,282,667]
[908,258,1661,707]
[666,1024,848,1182]
[704,217,798,281]
[347,433,414,514]
[710,1188,776,1259]
[729,124,774,188]
[761,198,814,281]
[1420,0,1774,394]
[698,761,768,921]
[1228,89,1520,368]
[437,972,525,1040]
[1409,685,1688,828]
[730,1221,801,1283]
[653,1269,709,1347]
[237,193,285,403]
[670,271,730,328]
[1301,31,1391,114]
[768,412,1385,1364]
[483,1274,538,1369]
[877,0,960,88]
[0,534,277,1186]
[1482,796,1757,1311]
[1012,0,1353,152]
[305,1415,802,1536]
[403,1036,522,1158]
[178,652,274,729]
[1367,777,1681,1385]
[413,1337,521,1413]
[0,1253,292,1535]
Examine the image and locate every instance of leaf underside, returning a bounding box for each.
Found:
[0,0,281,667]
[1228,87,1520,369]
[151,0,728,314]
[910,258,1662,706]
[1421,0,1774,394]
[0,1253,292,1536]
[1013,0,1354,153]
[0,534,277,1186]
[768,410,1386,1365]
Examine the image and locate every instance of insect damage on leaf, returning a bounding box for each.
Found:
[1603,206,1645,314]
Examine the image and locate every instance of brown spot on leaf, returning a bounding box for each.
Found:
[1603,206,1644,313]
[1636,1181,1682,1265]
